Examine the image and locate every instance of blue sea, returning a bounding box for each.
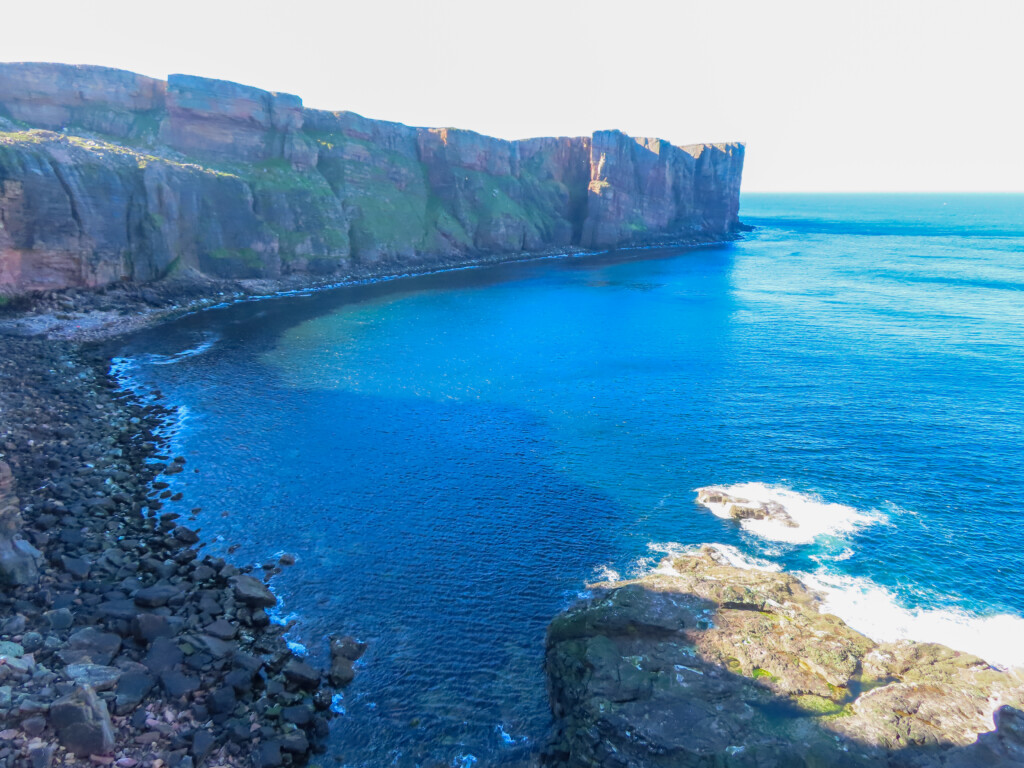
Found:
[112,194,1024,767]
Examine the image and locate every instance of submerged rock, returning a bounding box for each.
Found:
[544,545,1024,767]
[328,635,367,687]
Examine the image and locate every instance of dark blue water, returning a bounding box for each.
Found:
[113,193,1024,767]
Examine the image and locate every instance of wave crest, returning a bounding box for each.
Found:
[798,571,1024,670]
[695,482,883,544]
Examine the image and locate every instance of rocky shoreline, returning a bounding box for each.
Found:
[0,234,739,344]
[543,546,1024,767]
[0,336,360,768]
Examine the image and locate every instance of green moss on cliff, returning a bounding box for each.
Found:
[315,134,430,254]
[0,130,49,145]
[794,695,854,719]
[207,248,264,268]
[227,159,330,194]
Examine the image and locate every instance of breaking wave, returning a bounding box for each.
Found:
[798,571,1024,670]
[695,482,884,544]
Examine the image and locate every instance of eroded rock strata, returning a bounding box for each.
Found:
[0,63,744,297]
[544,546,1024,767]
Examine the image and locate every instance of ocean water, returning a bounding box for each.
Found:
[112,193,1024,766]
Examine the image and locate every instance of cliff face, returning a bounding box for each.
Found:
[0,63,745,296]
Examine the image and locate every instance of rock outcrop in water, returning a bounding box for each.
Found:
[544,546,1024,767]
[0,63,745,296]
[696,486,798,527]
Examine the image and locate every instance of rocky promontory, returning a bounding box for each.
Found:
[0,63,744,299]
[544,546,1024,767]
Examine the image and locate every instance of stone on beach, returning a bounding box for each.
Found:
[230,573,277,607]
[49,685,115,756]
[0,336,341,766]
[0,461,42,586]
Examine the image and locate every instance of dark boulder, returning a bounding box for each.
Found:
[230,574,277,608]
[49,685,115,756]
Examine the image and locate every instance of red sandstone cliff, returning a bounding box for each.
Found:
[0,63,745,296]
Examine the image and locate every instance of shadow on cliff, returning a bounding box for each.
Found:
[543,583,1024,768]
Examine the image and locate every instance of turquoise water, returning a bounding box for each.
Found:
[114,194,1024,766]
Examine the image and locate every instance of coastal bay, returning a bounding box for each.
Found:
[100,193,1024,766]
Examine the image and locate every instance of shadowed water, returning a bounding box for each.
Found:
[113,193,1024,766]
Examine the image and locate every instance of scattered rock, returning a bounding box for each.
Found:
[230,574,277,608]
[0,640,24,658]
[134,583,182,608]
[203,618,236,641]
[49,685,115,756]
[61,554,92,579]
[65,664,123,692]
[28,742,56,768]
[44,607,74,630]
[0,461,42,586]
[132,613,177,643]
[191,729,216,762]
[114,671,155,715]
[160,670,200,699]
[142,636,183,674]
[282,659,320,690]
[257,740,283,768]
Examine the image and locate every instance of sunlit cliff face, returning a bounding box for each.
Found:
[0,63,743,295]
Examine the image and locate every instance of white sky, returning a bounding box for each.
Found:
[4,0,1023,191]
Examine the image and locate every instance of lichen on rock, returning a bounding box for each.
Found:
[544,545,1024,767]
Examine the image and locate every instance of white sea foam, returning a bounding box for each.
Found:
[647,542,781,572]
[594,565,621,583]
[286,640,308,656]
[798,571,1024,670]
[141,335,218,366]
[696,482,883,544]
[330,693,346,715]
[495,724,526,746]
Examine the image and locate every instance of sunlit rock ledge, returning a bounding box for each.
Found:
[543,546,1024,767]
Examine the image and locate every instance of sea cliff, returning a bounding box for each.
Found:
[0,63,744,297]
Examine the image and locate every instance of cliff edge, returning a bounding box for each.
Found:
[0,63,744,297]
